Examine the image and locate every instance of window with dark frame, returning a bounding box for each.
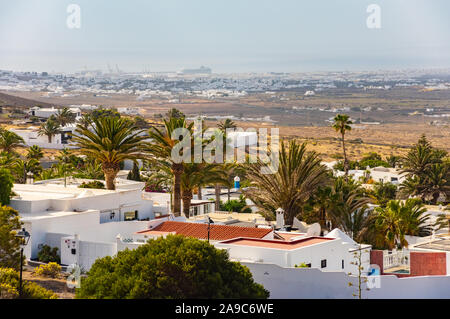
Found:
[342,259,344,269]
[321,259,327,268]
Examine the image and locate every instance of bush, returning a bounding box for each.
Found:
[219,195,252,213]
[37,245,60,264]
[0,267,57,299]
[78,181,105,189]
[0,168,14,206]
[34,262,61,279]
[76,235,269,299]
[0,206,23,270]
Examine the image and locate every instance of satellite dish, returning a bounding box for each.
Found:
[306,223,321,237]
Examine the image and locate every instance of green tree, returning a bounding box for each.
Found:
[0,169,14,206]
[371,199,434,250]
[13,158,42,184]
[0,268,57,299]
[127,162,141,181]
[0,206,23,270]
[181,163,226,217]
[327,177,372,240]
[54,107,76,127]
[165,108,185,119]
[38,118,61,143]
[332,114,353,176]
[76,235,269,299]
[0,129,24,154]
[244,140,330,225]
[400,135,449,204]
[72,116,146,190]
[146,117,194,216]
[89,108,120,121]
[371,181,397,206]
[26,145,44,161]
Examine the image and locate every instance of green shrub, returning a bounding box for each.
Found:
[219,195,252,213]
[78,181,105,189]
[76,235,269,299]
[37,245,60,264]
[34,262,61,279]
[0,267,57,299]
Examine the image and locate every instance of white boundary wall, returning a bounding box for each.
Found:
[244,263,450,299]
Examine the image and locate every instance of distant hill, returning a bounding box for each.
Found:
[0,91,56,108]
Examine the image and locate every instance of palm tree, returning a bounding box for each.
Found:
[0,129,24,154]
[13,158,42,184]
[214,119,237,209]
[420,163,449,204]
[72,116,146,190]
[38,118,61,143]
[327,177,372,240]
[400,136,449,203]
[146,117,194,215]
[26,145,44,160]
[372,199,433,250]
[217,119,236,132]
[332,114,352,176]
[78,113,93,130]
[55,107,76,127]
[244,140,330,225]
[180,163,226,218]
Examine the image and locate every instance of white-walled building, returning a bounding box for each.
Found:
[9,179,154,263]
[28,106,81,119]
[11,124,77,149]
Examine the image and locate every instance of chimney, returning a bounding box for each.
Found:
[276,208,285,230]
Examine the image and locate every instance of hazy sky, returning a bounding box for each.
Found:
[0,0,449,73]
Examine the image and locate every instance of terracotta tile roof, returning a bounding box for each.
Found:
[137,221,273,241]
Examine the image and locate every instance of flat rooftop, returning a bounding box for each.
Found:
[221,236,335,250]
[414,239,450,252]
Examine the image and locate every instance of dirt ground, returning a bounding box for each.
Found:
[22,266,75,299]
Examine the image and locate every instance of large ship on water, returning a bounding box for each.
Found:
[178,66,212,75]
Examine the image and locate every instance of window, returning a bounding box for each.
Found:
[306,263,311,268]
[342,259,345,269]
[321,259,327,268]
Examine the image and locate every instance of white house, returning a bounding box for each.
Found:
[9,178,154,264]
[28,106,81,119]
[215,228,371,276]
[11,124,78,149]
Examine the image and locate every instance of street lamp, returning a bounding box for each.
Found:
[15,228,30,298]
[207,215,214,243]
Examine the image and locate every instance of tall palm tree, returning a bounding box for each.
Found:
[55,107,76,127]
[180,163,226,218]
[72,116,146,190]
[0,129,24,154]
[146,117,194,215]
[244,140,330,225]
[38,118,61,143]
[214,119,237,209]
[26,145,44,160]
[332,114,352,176]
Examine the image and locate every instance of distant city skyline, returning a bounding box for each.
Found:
[1,0,449,73]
